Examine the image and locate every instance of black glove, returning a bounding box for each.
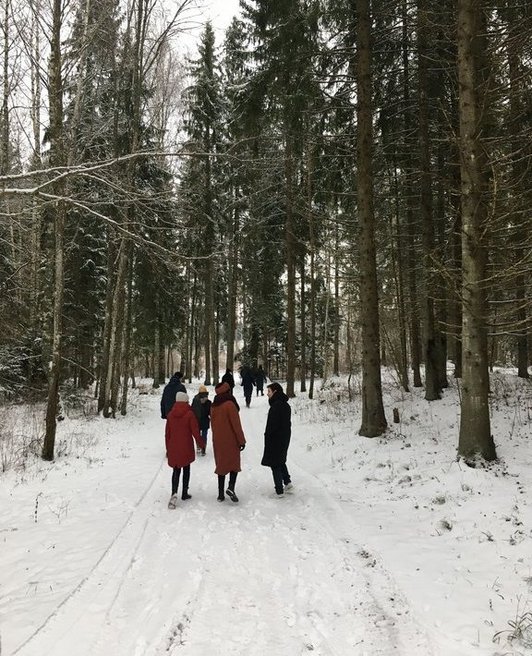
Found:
[239,444,246,451]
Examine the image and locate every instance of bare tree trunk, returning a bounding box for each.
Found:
[28,0,43,381]
[457,0,496,461]
[321,246,331,385]
[506,4,529,378]
[333,219,340,376]
[226,202,239,368]
[285,138,296,397]
[356,0,387,437]
[418,0,442,401]
[42,0,66,460]
[204,272,212,384]
[391,160,409,392]
[98,244,116,411]
[402,0,422,388]
[308,188,316,400]
[120,258,134,415]
[103,240,128,415]
[300,257,307,392]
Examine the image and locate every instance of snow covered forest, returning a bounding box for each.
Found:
[0,1,531,471]
[0,0,531,653]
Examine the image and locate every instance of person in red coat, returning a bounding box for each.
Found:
[165,391,206,509]
[210,382,246,502]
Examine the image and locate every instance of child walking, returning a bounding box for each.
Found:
[191,384,211,456]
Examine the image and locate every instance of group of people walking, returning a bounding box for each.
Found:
[161,370,292,509]
[219,365,268,408]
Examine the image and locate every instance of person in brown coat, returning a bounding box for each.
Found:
[210,381,246,502]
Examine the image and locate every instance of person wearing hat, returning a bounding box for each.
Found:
[191,384,211,456]
[165,391,206,509]
[210,381,246,502]
[262,382,293,498]
[160,371,187,419]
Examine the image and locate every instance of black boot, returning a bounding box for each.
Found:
[226,471,239,502]
[182,466,191,500]
[217,475,225,501]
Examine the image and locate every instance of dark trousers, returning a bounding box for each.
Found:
[271,464,291,494]
[172,465,190,495]
[218,471,238,498]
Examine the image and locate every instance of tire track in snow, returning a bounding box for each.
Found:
[235,398,435,655]
[12,456,167,656]
[287,466,435,655]
[12,393,435,655]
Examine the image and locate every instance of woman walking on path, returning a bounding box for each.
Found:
[210,382,246,502]
[165,392,206,509]
[261,382,293,498]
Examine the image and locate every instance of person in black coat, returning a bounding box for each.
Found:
[261,382,293,497]
[240,366,255,408]
[191,384,211,455]
[161,371,186,419]
[254,364,267,396]
[221,368,235,390]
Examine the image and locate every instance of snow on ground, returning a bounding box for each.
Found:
[0,370,531,656]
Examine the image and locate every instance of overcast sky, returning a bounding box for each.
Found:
[203,0,241,33]
[178,0,241,54]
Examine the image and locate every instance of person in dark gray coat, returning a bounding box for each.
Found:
[241,366,255,408]
[160,371,186,419]
[261,382,293,497]
[254,365,267,396]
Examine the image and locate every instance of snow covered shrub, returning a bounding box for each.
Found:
[59,383,98,418]
[0,406,42,472]
[0,345,26,400]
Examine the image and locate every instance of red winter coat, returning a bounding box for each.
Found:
[211,387,246,475]
[165,402,205,468]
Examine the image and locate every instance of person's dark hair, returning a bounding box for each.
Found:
[267,382,283,395]
[174,371,183,378]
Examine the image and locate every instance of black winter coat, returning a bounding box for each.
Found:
[221,371,235,389]
[261,391,291,467]
[241,369,255,394]
[160,374,186,418]
[255,368,267,390]
[191,394,211,430]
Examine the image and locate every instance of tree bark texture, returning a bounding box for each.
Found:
[457,0,496,461]
[42,0,66,461]
[417,0,441,401]
[355,0,387,438]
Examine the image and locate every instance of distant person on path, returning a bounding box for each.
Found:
[160,371,186,419]
[241,366,255,408]
[165,392,206,509]
[262,382,293,498]
[210,382,246,502]
[254,364,267,396]
[191,384,211,456]
[221,368,235,390]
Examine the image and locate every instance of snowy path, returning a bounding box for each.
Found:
[3,391,434,656]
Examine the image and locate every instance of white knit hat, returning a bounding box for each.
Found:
[175,391,189,403]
